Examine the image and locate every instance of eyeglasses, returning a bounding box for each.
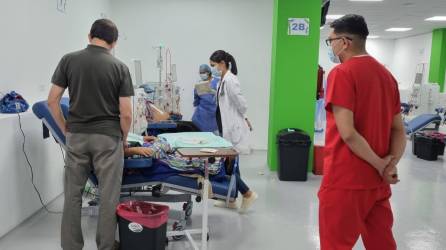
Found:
[325,36,353,46]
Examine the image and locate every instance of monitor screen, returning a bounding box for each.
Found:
[321,0,330,27]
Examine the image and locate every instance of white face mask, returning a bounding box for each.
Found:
[327,39,346,64]
[211,66,222,77]
[200,73,209,81]
[328,46,341,64]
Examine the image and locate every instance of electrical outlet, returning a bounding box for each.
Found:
[57,0,67,13]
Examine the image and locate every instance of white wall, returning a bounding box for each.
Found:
[390,33,433,90]
[110,0,274,150]
[0,0,112,103]
[366,39,396,69]
[0,0,111,238]
[319,38,396,76]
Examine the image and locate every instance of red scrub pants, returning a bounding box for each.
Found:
[318,186,396,250]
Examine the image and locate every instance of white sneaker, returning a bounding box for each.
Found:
[214,200,238,209]
[239,192,258,214]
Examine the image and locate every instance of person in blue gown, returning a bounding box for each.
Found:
[192,64,220,132]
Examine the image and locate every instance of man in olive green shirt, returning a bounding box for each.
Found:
[48,19,133,250]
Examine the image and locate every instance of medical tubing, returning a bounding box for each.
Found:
[18,113,62,214]
[59,144,65,161]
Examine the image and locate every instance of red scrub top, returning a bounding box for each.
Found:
[323,55,401,189]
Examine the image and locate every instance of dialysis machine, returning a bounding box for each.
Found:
[131,45,181,134]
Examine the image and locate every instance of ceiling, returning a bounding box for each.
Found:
[321,0,446,40]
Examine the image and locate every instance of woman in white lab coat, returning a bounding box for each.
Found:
[210,50,257,213]
[210,50,253,154]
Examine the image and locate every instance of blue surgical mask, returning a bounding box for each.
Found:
[328,46,341,64]
[200,73,209,81]
[211,66,222,77]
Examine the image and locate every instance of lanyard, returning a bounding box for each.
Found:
[217,79,225,103]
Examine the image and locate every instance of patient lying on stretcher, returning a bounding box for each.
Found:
[124,134,258,213]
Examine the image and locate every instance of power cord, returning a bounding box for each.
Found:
[18,113,63,214]
[59,144,65,162]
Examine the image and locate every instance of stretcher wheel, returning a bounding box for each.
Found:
[172,222,185,241]
[183,201,193,219]
[195,196,202,203]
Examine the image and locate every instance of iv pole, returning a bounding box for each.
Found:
[154,45,163,85]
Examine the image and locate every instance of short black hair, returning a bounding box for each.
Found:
[330,14,369,40]
[90,19,119,45]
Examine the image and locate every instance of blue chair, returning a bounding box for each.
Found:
[405,114,442,136]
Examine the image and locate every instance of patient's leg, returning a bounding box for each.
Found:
[61,133,92,250]
[90,134,124,250]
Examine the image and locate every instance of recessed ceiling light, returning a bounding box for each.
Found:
[425,16,446,21]
[326,15,345,19]
[386,27,412,32]
[368,35,380,39]
[350,0,383,2]
[403,2,415,7]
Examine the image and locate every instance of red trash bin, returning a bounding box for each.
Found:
[117,201,169,250]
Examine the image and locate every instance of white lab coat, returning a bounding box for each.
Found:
[217,71,251,154]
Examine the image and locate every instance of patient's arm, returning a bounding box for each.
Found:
[124,147,154,157]
[124,139,171,158]
[149,103,170,122]
[143,136,157,142]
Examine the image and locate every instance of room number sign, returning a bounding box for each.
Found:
[288,18,310,36]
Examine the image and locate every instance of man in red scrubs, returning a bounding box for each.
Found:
[319,14,407,250]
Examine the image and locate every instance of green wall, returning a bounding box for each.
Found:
[429,28,446,92]
[267,0,321,171]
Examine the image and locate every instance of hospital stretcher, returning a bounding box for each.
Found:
[32,97,239,250]
[147,120,201,136]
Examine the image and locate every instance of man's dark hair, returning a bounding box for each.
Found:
[330,14,369,40]
[90,19,119,45]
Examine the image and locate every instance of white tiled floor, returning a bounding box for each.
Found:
[0,144,445,250]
